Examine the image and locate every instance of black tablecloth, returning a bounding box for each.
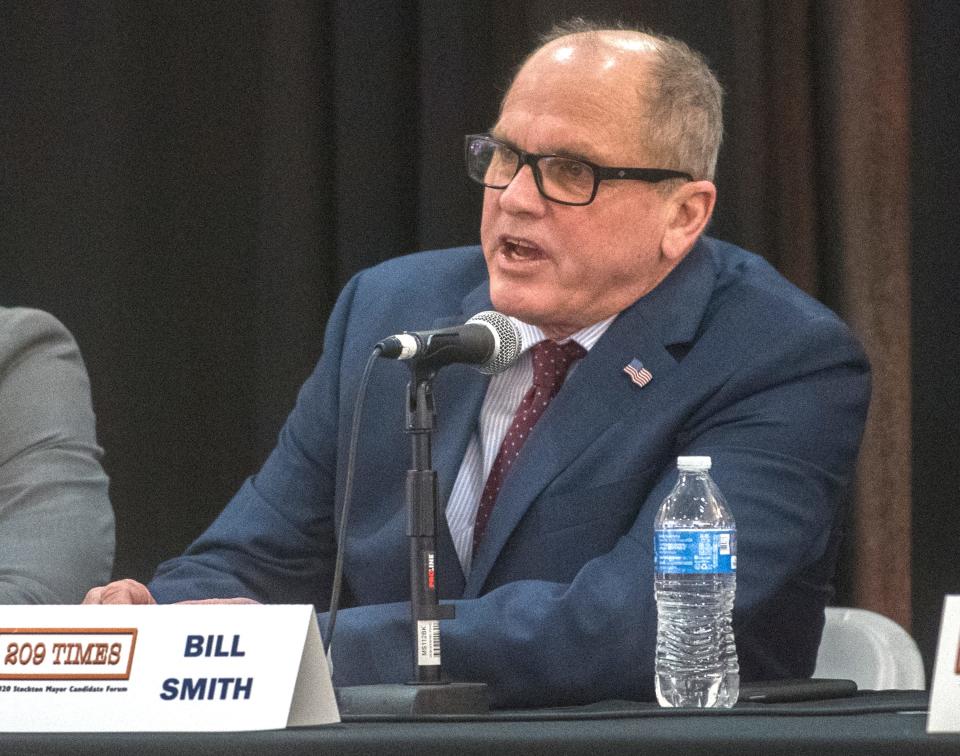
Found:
[0,690,956,755]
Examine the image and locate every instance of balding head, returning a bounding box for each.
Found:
[479,19,719,338]
[506,21,723,181]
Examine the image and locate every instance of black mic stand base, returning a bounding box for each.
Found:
[335,681,489,718]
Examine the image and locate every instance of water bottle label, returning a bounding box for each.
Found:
[655,529,736,574]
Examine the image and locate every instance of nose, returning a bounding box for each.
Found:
[496,164,548,216]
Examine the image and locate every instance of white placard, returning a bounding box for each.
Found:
[927,595,960,733]
[0,604,339,732]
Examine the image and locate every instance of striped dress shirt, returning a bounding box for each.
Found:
[445,315,615,573]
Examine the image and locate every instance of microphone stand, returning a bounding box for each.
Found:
[405,367,453,683]
[335,360,489,717]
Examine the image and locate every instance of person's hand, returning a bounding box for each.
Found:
[83,578,156,604]
[83,579,259,605]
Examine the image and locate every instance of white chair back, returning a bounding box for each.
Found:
[813,607,925,690]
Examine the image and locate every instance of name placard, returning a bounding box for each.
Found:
[928,595,960,733]
[0,604,339,731]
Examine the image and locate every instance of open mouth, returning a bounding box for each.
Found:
[501,237,544,262]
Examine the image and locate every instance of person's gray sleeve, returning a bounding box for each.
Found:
[0,308,115,602]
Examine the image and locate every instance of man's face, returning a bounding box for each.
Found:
[480,40,679,339]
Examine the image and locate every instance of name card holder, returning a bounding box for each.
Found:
[0,604,339,732]
[928,595,960,733]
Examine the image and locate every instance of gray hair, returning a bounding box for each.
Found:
[517,19,724,181]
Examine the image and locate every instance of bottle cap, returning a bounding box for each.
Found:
[677,455,712,471]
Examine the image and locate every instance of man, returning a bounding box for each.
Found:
[0,307,114,602]
[85,23,870,708]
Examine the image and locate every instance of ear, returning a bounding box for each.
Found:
[661,180,717,261]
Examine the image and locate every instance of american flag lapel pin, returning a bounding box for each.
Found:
[623,357,653,388]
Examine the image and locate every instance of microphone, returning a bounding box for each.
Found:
[376,311,522,374]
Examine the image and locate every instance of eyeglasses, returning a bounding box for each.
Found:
[464,134,692,206]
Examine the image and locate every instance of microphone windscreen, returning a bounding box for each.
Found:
[467,311,522,374]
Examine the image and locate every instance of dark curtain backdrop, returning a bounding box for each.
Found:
[2,1,954,675]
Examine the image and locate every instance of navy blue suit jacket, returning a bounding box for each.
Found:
[150,237,871,707]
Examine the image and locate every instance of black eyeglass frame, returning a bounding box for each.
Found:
[464,133,693,206]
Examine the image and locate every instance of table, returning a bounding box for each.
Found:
[0,690,956,755]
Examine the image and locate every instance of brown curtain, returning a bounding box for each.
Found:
[828,1,912,630]
[724,0,912,629]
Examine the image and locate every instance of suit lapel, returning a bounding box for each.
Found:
[465,239,717,595]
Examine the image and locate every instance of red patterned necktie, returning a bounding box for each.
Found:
[472,339,587,550]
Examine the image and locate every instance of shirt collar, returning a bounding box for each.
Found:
[509,314,616,356]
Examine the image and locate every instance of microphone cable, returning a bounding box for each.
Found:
[323,345,381,655]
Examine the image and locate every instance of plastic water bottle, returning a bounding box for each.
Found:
[654,455,739,707]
